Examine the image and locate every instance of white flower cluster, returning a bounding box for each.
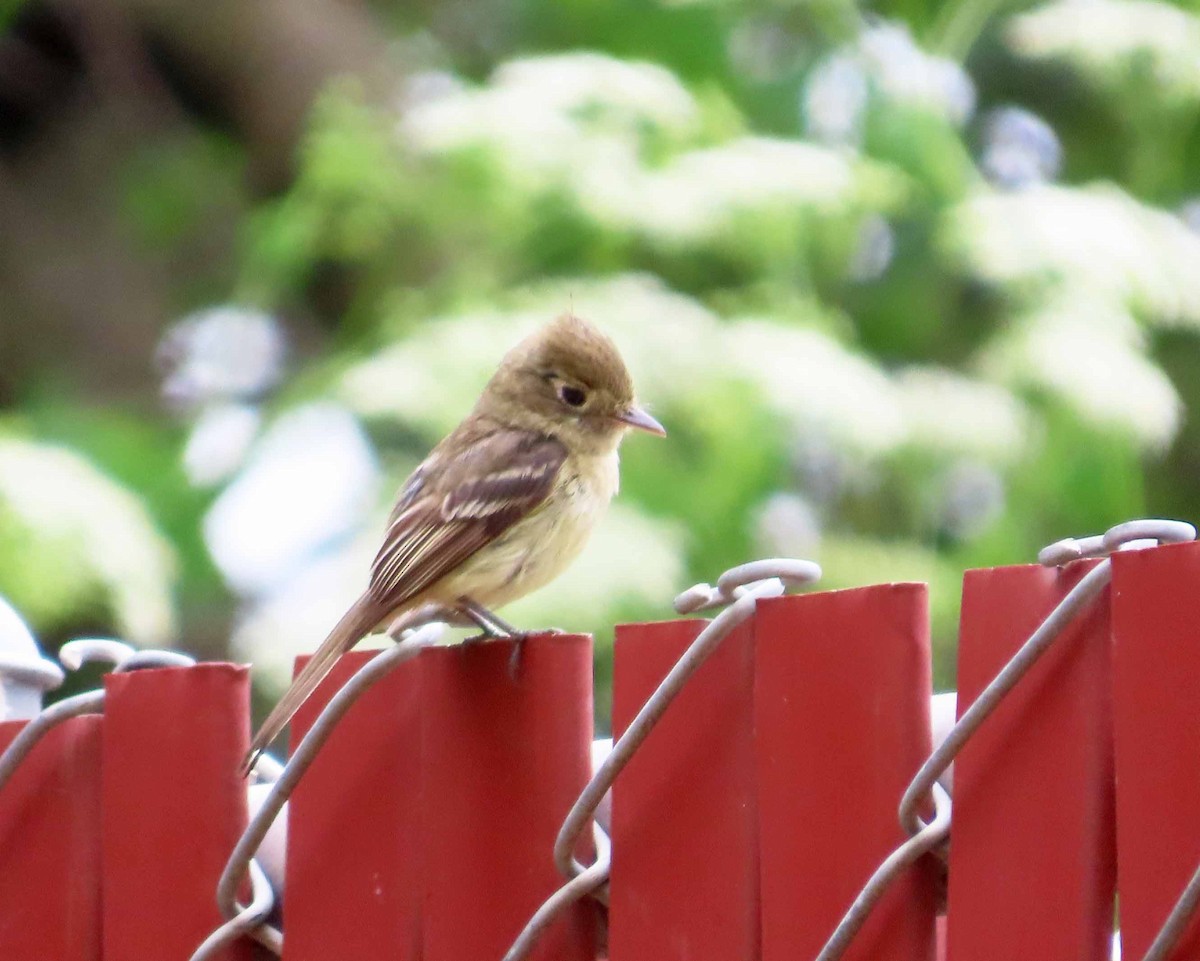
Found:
[948,183,1200,326]
[203,404,381,596]
[1010,0,1200,101]
[579,136,886,241]
[948,184,1193,449]
[344,259,1187,466]
[894,368,1030,460]
[804,22,976,144]
[401,51,898,245]
[0,438,176,644]
[859,23,976,125]
[340,274,1030,464]
[400,52,699,185]
[158,306,286,411]
[981,293,1182,449]
[157,306,289,488]
[728,318,906,456]
[980,106,1062,188]
[730,321,1031,462]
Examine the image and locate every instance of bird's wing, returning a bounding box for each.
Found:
[383,462,428,527]
[241,429,567,775]
[367,429,568,609]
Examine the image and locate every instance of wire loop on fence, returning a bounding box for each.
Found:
[674,558,821,614]
[553,580,784,884]
[58,638,139,671]
[188,857,276,961]
[815,783,952,961]
[0,691,106,793]
[505,559,820,961]
[1038,517,1200,961]
[817,517,1196,961]
[502,826,612,961]
[1037,518,1196,567]
[0,633,63,692]
[58,637,198,673]
[0,645,197,793]
[195,624,443,961]
[0,636,270,960]
[897,560,1112,839]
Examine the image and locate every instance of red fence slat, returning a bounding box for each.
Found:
[0,714,103,960]
[1111,541,1200,959]
[608,618,758,961]
[421,634,596,961]
[102,664,254,961]
[946,562,1115,961]
[756,584,936,961]
[282,649,423,961]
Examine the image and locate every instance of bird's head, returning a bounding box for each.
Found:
[484,313,665,454]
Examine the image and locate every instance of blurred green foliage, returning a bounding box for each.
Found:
[6,0,1200,715]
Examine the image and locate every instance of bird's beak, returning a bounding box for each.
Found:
[616,405,666,436]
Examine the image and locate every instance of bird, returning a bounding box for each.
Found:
[241,313,665,774]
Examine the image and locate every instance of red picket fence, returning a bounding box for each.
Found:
[2,533,1200,961]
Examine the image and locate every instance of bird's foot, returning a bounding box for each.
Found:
[504,627,569,678]
[457,627,526,676]
[455,599,570,677]
[462,630,505,645]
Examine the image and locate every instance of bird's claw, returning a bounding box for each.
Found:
[507,636,525,681]
[459,630,526,677]
[462,623,513,644]
[459,625,567,678]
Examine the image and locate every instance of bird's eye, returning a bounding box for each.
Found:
[558,384,587,408]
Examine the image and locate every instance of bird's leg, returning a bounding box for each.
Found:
[457,597,516,641]
[457,597,528,678]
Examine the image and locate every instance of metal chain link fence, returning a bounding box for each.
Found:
[1,517,1198,960]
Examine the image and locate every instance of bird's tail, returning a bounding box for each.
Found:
[241,593,387,777]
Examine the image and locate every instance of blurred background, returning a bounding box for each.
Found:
[2,0,1199,726]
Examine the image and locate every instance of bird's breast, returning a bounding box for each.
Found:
[442,451,619,607]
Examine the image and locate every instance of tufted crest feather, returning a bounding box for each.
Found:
[498,313,634,403]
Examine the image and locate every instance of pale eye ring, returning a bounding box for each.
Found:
[558,384,587,408]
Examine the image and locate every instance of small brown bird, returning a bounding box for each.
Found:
[242,314,664,773]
